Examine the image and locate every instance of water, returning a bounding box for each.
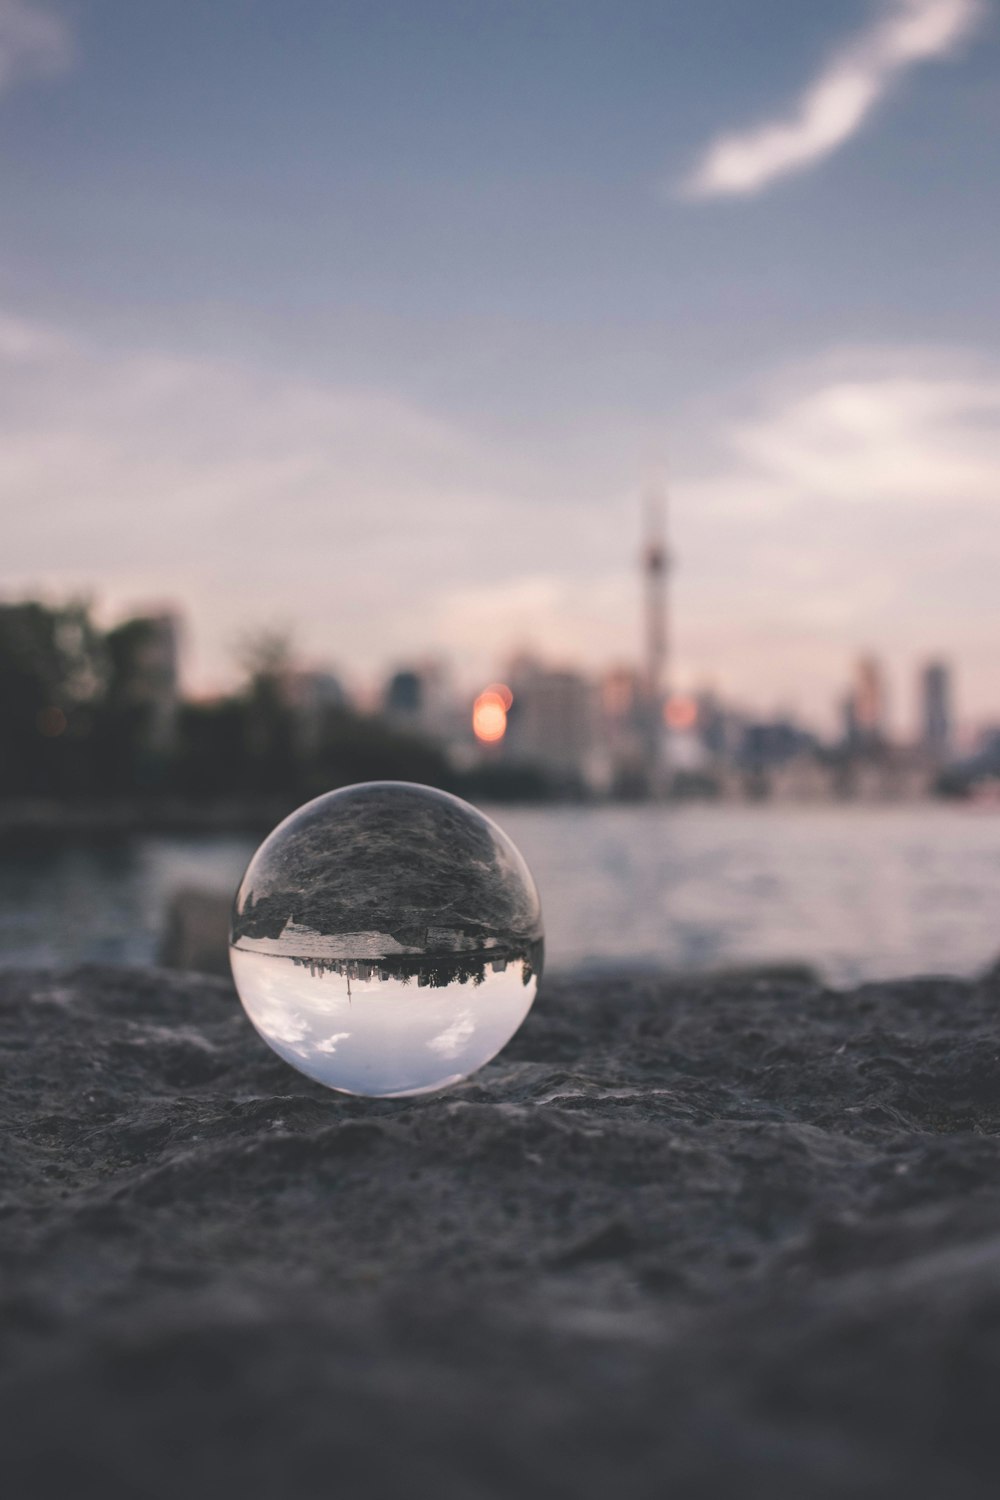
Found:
[228,783,544,1094]
[2,804,999,986]
[0,834,255,969]
[495,802,1000,985]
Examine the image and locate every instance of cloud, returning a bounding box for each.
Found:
[722,355,1000,507]
[0,0,73,94]
[316,1033,351,1055]
[430,572,637,669]
[0,311,546,690]
[673,347,1000,724]
[4,308,1000,724]
[426,1009,475,1059]
[0,310,71,360]
[677,0,985,199]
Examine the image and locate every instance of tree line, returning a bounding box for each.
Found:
[0,600,553,807]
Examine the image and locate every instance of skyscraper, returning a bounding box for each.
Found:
[503,657,594,784]
[851,654,887,748]
[920,660,952,764]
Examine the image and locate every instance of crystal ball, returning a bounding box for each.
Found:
[229,781,544,1097]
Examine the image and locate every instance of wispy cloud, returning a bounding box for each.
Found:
[0,0,72,94]
[674,346,1000,723]
[677,0,985,200]
[726,357,1000,506]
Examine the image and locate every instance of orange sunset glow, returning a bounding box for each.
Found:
[472,687,511,743]
[664,696,698,731]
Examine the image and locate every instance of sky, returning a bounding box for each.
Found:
[2,0,999,732]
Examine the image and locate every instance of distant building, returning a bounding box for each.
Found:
[504,657,595,784]
[384,668,423,721]
[287,669,347,711]
[695,690,745,765]
[286,669,348,758]
[106,611,180,755]
[853,655,886,741]
[594,665,646,792]
[920,661,952,764]
[978,725,1000,763]
[382,660,459,747]
[842,654,888,754]
[741,718,813,768]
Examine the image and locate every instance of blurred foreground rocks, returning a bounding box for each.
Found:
[4,960,1000,1499]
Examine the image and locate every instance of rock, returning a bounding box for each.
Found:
[160,887,232,975]
[3,961,1000,1499]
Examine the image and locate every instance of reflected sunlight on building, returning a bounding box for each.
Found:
[472,687,510,743]
[484,682,513,710]
[664,695,698,731]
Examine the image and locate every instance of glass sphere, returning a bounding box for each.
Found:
[229,782,544,1097]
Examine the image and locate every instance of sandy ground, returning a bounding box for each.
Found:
[3,960,1000,1499]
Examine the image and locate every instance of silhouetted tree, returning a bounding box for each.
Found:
[94,616,178,793]
[305,707,454,798]
[237,628,298,795]
[0,599,486,813]
[0,600,105,796]
[173,699,252,799]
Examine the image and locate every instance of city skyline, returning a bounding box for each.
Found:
[4,587,996,817]
[9,581,990,748]
[115,595,984,754]
[3,1,1000,725]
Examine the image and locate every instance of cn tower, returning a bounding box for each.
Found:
[641,484,670,795]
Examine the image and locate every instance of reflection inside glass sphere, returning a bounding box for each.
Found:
[229,781,544,1097]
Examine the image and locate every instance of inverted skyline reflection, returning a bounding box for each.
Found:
[228,782,544,1095]
[230,947,536,1097]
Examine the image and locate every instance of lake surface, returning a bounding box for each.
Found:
[2,804,999,986]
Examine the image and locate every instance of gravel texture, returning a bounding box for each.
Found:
[4,960,1000,1499]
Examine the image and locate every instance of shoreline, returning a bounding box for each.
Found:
[1,792,986,841]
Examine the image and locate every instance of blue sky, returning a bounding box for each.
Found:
[3,0,999,728]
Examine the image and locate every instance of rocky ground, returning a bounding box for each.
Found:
[4,960,1000,1499]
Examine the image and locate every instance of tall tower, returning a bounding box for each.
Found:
[641,485,670,794]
